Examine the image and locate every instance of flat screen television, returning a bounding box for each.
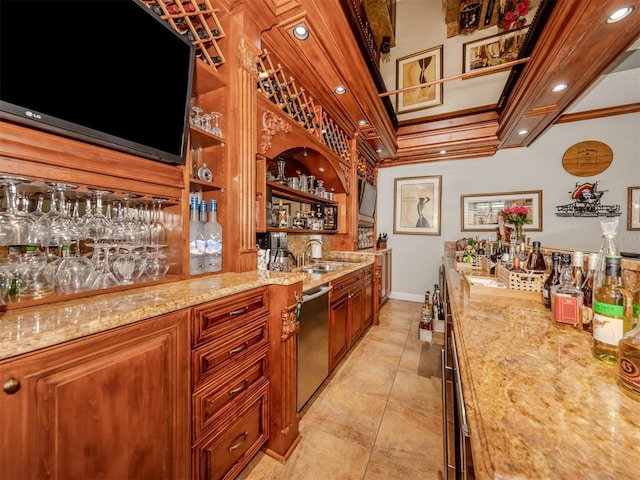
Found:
[0,0,195,165]
[358,180,377,224]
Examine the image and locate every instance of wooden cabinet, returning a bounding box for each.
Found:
[0,310,190,480]
[190,287,270,480]
[329,269,364,372]
[379,249,392,305]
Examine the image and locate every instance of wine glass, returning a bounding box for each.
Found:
[144,244,170,280]
[201,113,213,133]
[84,189,113,244]
[210,112,222,137]
[0,176,34,246]
[149,197,168,246]
[191,106,203,128]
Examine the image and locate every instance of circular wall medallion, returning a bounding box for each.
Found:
[562,141,613,177]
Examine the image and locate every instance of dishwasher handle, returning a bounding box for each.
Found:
[302,285,333,302]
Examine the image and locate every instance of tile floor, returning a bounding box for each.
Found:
[238,299,446,480]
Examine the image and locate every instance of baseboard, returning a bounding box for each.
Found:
[388,291,423,303]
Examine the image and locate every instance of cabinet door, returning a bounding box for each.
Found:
[329,291,349,372]
[0,311,190,480]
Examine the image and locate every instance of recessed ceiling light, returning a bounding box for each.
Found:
[375,148,383,153]
[552,83,568,92]
[518,129,529,135]
[358,119,368,126]
[439,150,447,154]
[318,167,325,172]
[607,6,634,23]
[333,85,346,95]
[292,24,309,40]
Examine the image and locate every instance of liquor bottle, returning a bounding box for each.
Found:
[278,199,288,228]
[203,199,222,272]
[509,256,525,273]
[550,253,582,327]
[619,320,640,400]
[593,256,633,365]
[542,252,561,309]
[188,197,205,275]
[525,241,546,273]
[571,251,585,289]
[580,252,600,333]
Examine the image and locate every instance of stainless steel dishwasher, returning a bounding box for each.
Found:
[297,283,332,412]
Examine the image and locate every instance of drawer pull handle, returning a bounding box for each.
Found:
[229,306,249,316]
[228,432,249,452]
[229,341,249,355]
[229,379,249,396]
[3,377,20,395]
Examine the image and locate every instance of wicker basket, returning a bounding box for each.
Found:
[496,264,547,293]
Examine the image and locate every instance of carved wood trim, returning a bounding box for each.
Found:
[260,109,293,154]
[238,36,259,76]
[280,304,300,341]
[555,103,640,124]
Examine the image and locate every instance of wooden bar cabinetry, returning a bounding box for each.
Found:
[0,309,190,480]
[190,287,270,479]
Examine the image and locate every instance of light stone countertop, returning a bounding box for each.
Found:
[445,255,640,479]
[0,257,373,362]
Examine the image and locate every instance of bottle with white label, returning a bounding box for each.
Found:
[593,256,633,365]
[188,197,205,275]
[203,199,222,272]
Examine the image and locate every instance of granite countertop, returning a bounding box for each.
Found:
[444,256,640,479]
[0,256,373,362]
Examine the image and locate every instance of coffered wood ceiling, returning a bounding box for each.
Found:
[251,0,640,166]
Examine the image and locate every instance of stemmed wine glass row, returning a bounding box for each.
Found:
[0,175,173,304]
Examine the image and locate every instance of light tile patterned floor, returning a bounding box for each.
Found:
[237,299,446,480]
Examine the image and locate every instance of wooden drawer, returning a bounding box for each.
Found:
[192,383,269,480]
[192,315,269,389]
[330,269,363,298]
[193,353,268,441]
[192,287,269,348]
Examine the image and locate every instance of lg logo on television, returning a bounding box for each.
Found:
[25,111,42,119]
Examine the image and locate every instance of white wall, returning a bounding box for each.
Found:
[377,113,640,302]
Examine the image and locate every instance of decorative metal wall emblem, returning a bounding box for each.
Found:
[555,181,621,217]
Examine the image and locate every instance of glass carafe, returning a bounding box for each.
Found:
[275,158,287,185]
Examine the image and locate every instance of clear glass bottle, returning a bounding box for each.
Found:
[510,256,525,273]
[188,197,205,275]
[278,199,287,228]
[203,199,222,272]
[619,321,640,400]
[593,256,633,365]
[542,252,561,309]
[551,253,582,327]
[581,252,600,333]
[571,251,585,289]
[594,218,619,292]
[525,240,546,273]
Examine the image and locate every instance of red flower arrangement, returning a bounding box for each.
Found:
[501,0,531,31]
[500,205,532,226]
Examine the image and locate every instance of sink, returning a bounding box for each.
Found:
[296,263,346,274]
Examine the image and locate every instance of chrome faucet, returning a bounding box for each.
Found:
[305,238,323,262]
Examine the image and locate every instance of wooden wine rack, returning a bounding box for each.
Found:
[256,49,352,163]
[141,0,225,69]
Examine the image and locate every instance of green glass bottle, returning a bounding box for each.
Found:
[593,256,633,365]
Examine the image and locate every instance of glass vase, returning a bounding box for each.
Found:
[514,223,525,243]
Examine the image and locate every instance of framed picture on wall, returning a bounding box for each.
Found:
[628,186,640,231]
[460,190,542,231]
[393,175,442,235]
[395,45,443,113]
[463,27,529,74]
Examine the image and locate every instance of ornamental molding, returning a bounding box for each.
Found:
[260,109,292,154]
[280,306,299,341]
[238,37,259,76]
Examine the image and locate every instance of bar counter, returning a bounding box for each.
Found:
[444,253,639,479]
[0,257,372,362]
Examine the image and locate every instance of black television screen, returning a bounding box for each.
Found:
[358,180,377,222]
[0,0,194,165]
